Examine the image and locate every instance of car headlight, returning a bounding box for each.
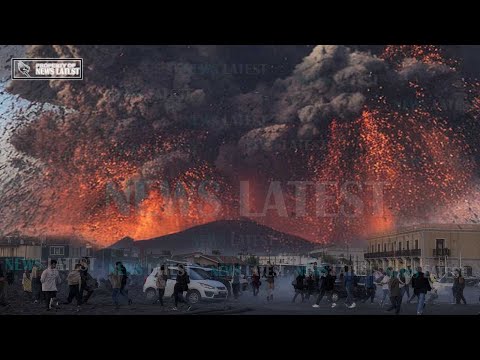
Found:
[199,283,215,289]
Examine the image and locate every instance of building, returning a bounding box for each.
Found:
[173,252,245,269]
[41,237,96,271]
[0,236,42,272]
[364,223,480,276]
[309,245,366,273]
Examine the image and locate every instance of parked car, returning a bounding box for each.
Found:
[143,265,228,304]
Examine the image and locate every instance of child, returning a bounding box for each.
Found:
[22,269,32,298]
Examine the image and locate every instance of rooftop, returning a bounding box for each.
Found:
[367,223,480,239]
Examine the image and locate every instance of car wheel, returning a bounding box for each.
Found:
[145,288,157,301]
[331,292,339,302]
[187,290,201,304]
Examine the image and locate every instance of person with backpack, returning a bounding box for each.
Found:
[292,269,305,303]
[155,265,168,306]
[173,264,191,311]
[40,259,61,311]
[454,269,467,305]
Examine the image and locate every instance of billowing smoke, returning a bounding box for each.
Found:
[1,45,479,244]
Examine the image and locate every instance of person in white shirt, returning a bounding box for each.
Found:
[40,259,61,311]
[380,269,391,307]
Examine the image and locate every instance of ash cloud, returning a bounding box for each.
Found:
[0,45,476,241]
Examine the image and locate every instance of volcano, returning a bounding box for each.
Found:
[121,218,315,255]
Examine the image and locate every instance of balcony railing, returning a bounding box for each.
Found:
[364,249,421,259]
[433,248,450,257]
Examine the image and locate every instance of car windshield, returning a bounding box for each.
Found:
[189,268,212,280]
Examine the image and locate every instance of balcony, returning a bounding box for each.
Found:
[433,248,450,257]
[364,251,394,259]
[364,249,421,259]
[397,249,421,257]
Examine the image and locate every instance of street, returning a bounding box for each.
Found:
[1,277,480,315]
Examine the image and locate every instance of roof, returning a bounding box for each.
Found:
[173,252,245,265]
[367,223,480,240]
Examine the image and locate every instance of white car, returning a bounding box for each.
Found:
[143,265,228,304]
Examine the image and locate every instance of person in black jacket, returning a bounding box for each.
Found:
[292,269,305,303]
[454,269,467,305]
[413,268,431,315]
[313,267,337,308]
[173,264,191,311]
[305,271,315,300]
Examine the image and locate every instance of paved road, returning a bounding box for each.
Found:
[2,278,480,315]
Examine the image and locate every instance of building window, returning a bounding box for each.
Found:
[436,239,445,249]
[415,240,418,249]
[406,241,409,250]
[50,246,65,256]
[377,244,380,252]
[398,242,402,251]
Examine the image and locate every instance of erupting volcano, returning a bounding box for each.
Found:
[1,45,480,246]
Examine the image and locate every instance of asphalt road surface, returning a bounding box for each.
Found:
[2,277,480,315]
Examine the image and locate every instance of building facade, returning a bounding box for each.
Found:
[365,224,480,276]
[309,245,366,274]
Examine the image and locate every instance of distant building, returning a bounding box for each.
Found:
[40,236,96,271]
[0,236,42,272]
[173,252,245,269]
[364,224,480,276]
[309,245,366,274]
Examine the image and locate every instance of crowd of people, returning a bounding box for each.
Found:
[289,264,471,315]
[0,258,477,314]
[0,258,100,311]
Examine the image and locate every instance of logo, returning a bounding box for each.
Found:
[11,58,83,80]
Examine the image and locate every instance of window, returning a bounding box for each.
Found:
[383,244,386,252]
[406,241,409,250]
[398,242,402,251]
[377,244,380,252]
[415,240,418,249]
[436,239,445,249]
[49,246,65,256]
